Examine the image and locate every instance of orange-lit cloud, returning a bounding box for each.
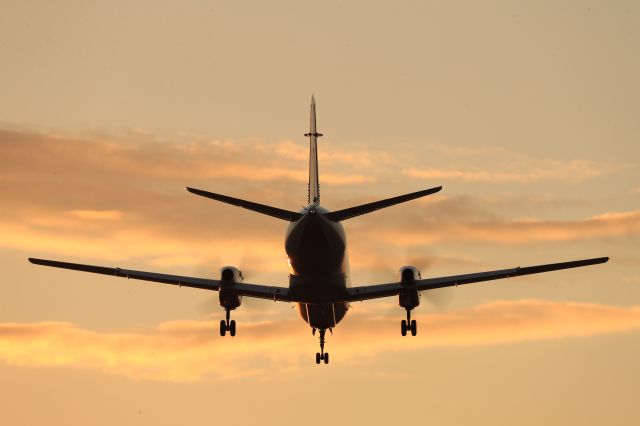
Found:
[1,127,633,274]
[0,129,373,185]
[404,159,604,183]
[357,206,640,245]
[274,139,392,169]
[69,210,124,220]
[0,300,638,382]
[6,202,637,273]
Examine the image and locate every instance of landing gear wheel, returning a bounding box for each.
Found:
[401,319,407,336]
[314,328,329,365]
[410,319,417,336]
[219,319,227,336]
[229,320,236,337]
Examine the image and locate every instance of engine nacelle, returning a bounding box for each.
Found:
[219,266,243,310]
[398,266,421,310]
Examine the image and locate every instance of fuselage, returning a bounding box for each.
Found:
[285,204,350,329]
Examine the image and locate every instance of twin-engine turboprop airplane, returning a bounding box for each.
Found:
[29,96,608,365]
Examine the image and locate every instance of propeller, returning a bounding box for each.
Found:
[373,248,455,310]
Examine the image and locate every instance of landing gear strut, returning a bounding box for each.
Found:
[219,308,236,337]
[401,309,417,336]
[315,328,329,364]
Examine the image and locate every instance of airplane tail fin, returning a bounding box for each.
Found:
[324,186,442,222]
[304,95,322,205]
[186,187,302,221]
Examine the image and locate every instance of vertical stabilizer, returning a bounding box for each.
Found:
[304,95,323,204]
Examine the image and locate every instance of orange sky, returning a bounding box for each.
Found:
[1,2,639,426]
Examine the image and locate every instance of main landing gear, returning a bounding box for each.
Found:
[401,309,417,336]
[219,308,236,337]
[315,328,329,364]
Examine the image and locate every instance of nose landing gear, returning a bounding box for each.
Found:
[401,309,417,336]
[219,308,237,337]
[315,328,329,364]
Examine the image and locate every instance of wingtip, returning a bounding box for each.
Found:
[586,256,609,265]
[425,185,443,194]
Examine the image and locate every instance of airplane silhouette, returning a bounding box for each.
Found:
[29,96,608,365]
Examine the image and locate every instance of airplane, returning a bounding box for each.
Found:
[29,96,609,365]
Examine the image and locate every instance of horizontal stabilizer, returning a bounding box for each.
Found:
[325,186,442,222]
[187,187,302,222]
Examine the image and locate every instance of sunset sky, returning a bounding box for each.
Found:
[1,1,639,425]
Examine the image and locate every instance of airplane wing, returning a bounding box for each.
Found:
[28,258,292,302]
[346,257,609,302]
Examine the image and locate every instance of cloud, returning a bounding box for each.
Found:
[273,139,391,169]
[400,144,608,183]
[351,197,640,246]
[69,210,124,220]
[0,130,376,184]
[0,300,638,382]
[0,127,632,274]
[404,159,604,183]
